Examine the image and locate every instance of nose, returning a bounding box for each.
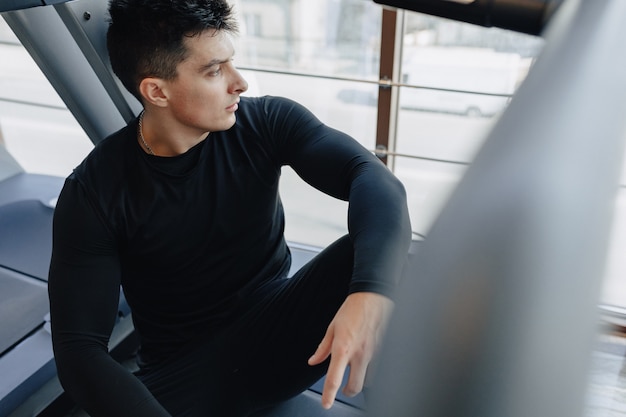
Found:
[230,68,248,95]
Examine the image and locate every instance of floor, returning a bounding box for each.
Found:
[586,325,626,417]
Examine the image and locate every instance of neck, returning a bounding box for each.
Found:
[138,110,210,157]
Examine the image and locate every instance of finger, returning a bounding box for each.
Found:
[321,349,350,409]
[343,358,367,397]
[308,330,333,366]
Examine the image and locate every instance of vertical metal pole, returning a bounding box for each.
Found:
[375,7,397,167]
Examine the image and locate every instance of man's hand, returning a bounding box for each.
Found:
[307,292,393,409]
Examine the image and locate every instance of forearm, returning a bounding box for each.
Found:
[54,343,170,417]
[347,162,412,296]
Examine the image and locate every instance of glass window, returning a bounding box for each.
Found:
[602,165,626,311]
[234,0,384,247]
[0,18,92,179]
[233,3,549,247]
[235,0,381,80]
[394,12,544,237]
[604,193,626,296]
[240,70,377,247]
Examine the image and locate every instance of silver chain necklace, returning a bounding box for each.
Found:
[138,111,155,155]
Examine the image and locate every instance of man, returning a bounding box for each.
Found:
[48,0,411,416]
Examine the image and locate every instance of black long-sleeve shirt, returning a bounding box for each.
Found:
[48,96,411,416]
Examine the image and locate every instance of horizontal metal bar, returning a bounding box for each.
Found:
[0,96,67,111]
[237,65,514,97]
[369,148,472,165]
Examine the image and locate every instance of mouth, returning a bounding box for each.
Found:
[226,100,239,112]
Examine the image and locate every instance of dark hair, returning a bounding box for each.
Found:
[107,0,238,102]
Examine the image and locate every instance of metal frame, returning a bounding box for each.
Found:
[2,0,140,145]
[373,0,562,36]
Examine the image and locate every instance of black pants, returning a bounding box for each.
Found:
[137,235,354,417]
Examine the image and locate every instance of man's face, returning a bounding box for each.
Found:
[161,29,248,134]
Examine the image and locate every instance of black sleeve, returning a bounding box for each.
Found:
[267,97,412,296]
[48,177,171,417]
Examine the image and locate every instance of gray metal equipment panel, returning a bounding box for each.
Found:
[0,0,70,13]
[373,0,563,36]
[0,268,47,356]
[0,1,42,13]
[0,173,63,208]
[0,147,23,183]
[253,390,363,417]
[2,3,131,145]
[0,329,55,417]
[0,199,55,280]
[369,0,626,416]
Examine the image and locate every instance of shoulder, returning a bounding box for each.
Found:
[235,95,323,138]
[73,122,135,183]
[70,122,137,217]
[238,95,317,121]
[238,95,295,109]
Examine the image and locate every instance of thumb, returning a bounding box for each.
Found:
[308,328,334,366]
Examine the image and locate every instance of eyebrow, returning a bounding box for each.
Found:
[198,57,232,73]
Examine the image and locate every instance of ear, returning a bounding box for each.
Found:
[139,77,168,107]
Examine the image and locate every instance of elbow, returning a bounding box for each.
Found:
[387,172,410,220]
[52,336,108,395]
[52,342,86,391]
[392,174,408,202]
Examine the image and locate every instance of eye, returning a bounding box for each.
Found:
[208,67,222,77]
